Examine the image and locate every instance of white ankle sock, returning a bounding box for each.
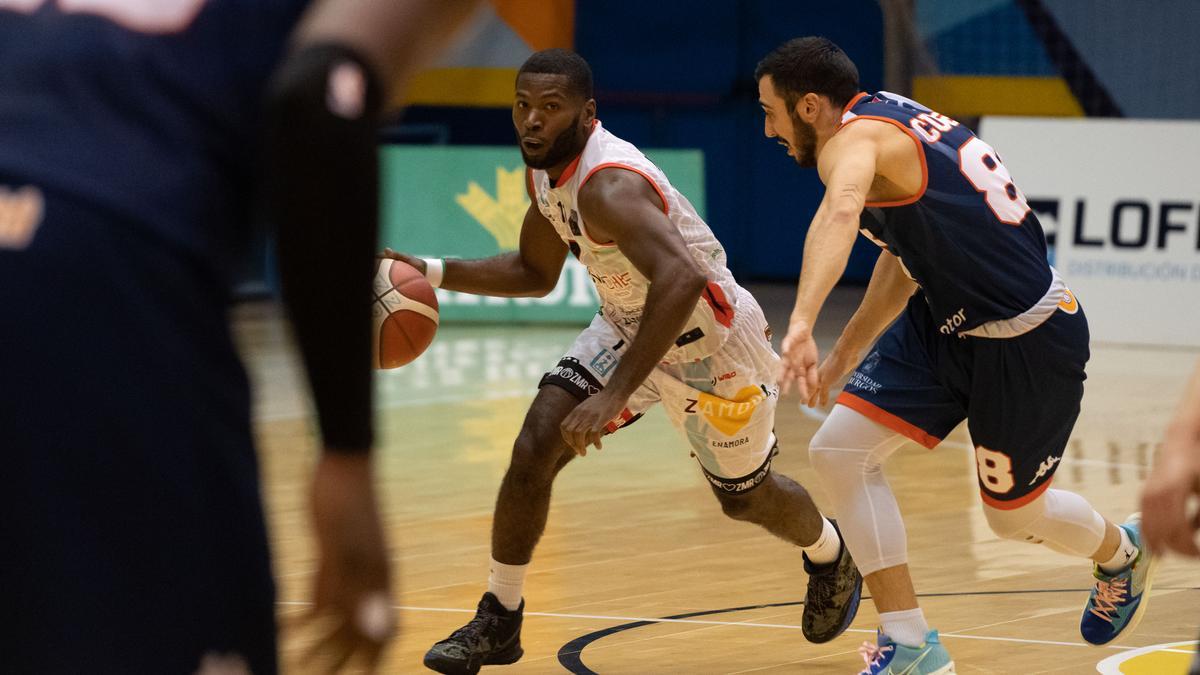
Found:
[1098,526,1138,574]
[880,608,929,648]
[487,558,527,611]
[802,517,841,566]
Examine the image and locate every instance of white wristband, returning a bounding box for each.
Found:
[422,257,444,288]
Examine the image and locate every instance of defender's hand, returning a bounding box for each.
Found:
[780,322,820,401]
[1141,430,1200,558]
[807,342,866,409]
[560,391,625,456]
[305,452,395,672]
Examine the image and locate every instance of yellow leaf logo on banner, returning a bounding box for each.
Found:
[456,166,529,250]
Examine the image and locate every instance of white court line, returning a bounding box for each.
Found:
[258,387,530,422]
[1095,640,1200,673]
[276,601,1153,652]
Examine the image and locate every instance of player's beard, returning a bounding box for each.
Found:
[789,112,818,168]
[519,112,585,170]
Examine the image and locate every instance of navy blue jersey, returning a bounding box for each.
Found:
[0,0,308,282]
[842,91,1052,334]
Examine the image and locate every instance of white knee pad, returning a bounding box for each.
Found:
[982,488,1105,557]
[808,404,911,576]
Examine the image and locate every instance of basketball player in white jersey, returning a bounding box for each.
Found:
[381,50,863,674]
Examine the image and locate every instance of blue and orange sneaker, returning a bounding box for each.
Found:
[858,629,955,674]
[1080,513,1159,646]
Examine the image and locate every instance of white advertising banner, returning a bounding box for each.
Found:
[980,117,1200,347]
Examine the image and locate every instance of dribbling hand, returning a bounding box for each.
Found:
[377,248,425,273]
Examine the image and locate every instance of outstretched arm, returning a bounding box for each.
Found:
[383,199,568,297]
[559,169,707,453]
[807,250,916,407]
[780,133,879,399]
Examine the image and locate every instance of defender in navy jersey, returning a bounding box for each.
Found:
[755,37,1157,672]
[0,1,478,672]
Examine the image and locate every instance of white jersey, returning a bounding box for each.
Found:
[531,120,741,363]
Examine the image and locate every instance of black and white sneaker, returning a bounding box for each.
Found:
[801,520,863,643]
[423,593,524,674]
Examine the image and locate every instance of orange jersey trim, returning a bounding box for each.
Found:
[841,91,870,118]
[980,476,1053,510]
[836,392,941,449]
[578,162,670,247]
[555,154,583,186]
[550,120,599,187]
[581,163,669,215]
[837,115,929,208]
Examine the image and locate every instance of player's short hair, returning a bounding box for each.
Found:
[517,49,594,100]
[754,37,859,111]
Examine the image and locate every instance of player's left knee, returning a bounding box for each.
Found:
[712,476,774,522]
[982,495,1047,542]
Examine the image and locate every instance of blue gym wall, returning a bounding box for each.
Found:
[396,1,885,284]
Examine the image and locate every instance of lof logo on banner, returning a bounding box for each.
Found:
[981,117,1200,347]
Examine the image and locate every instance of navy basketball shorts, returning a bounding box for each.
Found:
[540,289,781,494]
[837,291,1089,510]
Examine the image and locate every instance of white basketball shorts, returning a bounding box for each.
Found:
[539,289,781,493]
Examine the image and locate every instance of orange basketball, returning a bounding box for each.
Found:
[372,258,439,369]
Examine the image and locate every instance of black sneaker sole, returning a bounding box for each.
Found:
[423,644,524,674]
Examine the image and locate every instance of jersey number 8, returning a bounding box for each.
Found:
[958,137,1031,226]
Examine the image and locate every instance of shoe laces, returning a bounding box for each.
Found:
[805,564,837,608]
[857,641,893,673]
[449,606,501,644]
[1088,576,1129,624]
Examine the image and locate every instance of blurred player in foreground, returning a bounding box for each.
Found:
[382,49,862,674]
[0,1,478,672]
[755,36,1157,674]
[1142,358,1200,675]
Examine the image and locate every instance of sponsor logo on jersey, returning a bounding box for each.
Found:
[589,348,618,377]
[708,370,738,387]
[847,371,882,394]
[939,308,967,335]
[702,457,773,494]
[590,270,634,298]
[545,357,602,397]
[0,185,44,250]
[1057,289,1079,314]
[1029,454,1062,485]
[683,385,771,436]
[859,351,882,374]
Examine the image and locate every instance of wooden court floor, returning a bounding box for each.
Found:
[236,285,1200,674]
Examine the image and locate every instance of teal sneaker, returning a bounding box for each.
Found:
[858,629,955,674]
[1080,513,1159,646]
